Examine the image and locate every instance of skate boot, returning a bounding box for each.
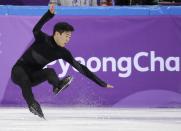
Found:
[53,75,73,95]
[28,101,45,119]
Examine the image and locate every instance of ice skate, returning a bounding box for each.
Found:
[53,76,73,95]
[28,101,45,119]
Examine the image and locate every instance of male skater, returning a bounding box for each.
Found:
[11,3,113,119]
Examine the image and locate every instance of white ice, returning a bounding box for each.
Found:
[0,107,181,131]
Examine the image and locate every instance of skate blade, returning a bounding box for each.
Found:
[40,115,46,120]
[37,113,46,119]
[30,107,45,119]
[55,77,73,95]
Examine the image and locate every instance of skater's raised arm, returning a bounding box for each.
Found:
[62,50,113,88]
[33,3,55,39]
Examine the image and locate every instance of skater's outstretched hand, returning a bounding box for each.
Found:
[49,2,56,14]
[106,84,114,88]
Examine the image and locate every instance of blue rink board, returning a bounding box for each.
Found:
[0,5,181,16]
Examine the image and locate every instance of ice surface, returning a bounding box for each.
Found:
[0,107,181,131]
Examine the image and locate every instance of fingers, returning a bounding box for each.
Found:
[49,0,57,5]
[106,84,114,88]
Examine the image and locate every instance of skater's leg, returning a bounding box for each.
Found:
[11,65,35,105]
[11,65,44,118]
[30,68,60,87]
[30,68,73,94]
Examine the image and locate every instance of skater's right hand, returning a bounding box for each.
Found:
[49,2,56,14]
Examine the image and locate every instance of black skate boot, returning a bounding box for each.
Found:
[53,75,73,95]
[28,101,45,119]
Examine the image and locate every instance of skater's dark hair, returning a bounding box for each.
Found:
[53,22,74,35]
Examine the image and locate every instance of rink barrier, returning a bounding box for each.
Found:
[0,5,181,16]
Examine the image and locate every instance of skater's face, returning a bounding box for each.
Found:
[54,31,72,47]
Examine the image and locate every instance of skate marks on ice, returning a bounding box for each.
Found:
[0,107,181,131]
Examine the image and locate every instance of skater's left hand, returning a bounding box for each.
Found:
[106,84,114,88]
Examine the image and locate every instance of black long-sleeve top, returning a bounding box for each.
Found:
[16,10,107,87]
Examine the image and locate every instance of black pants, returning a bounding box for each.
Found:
[11,63,60,105]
